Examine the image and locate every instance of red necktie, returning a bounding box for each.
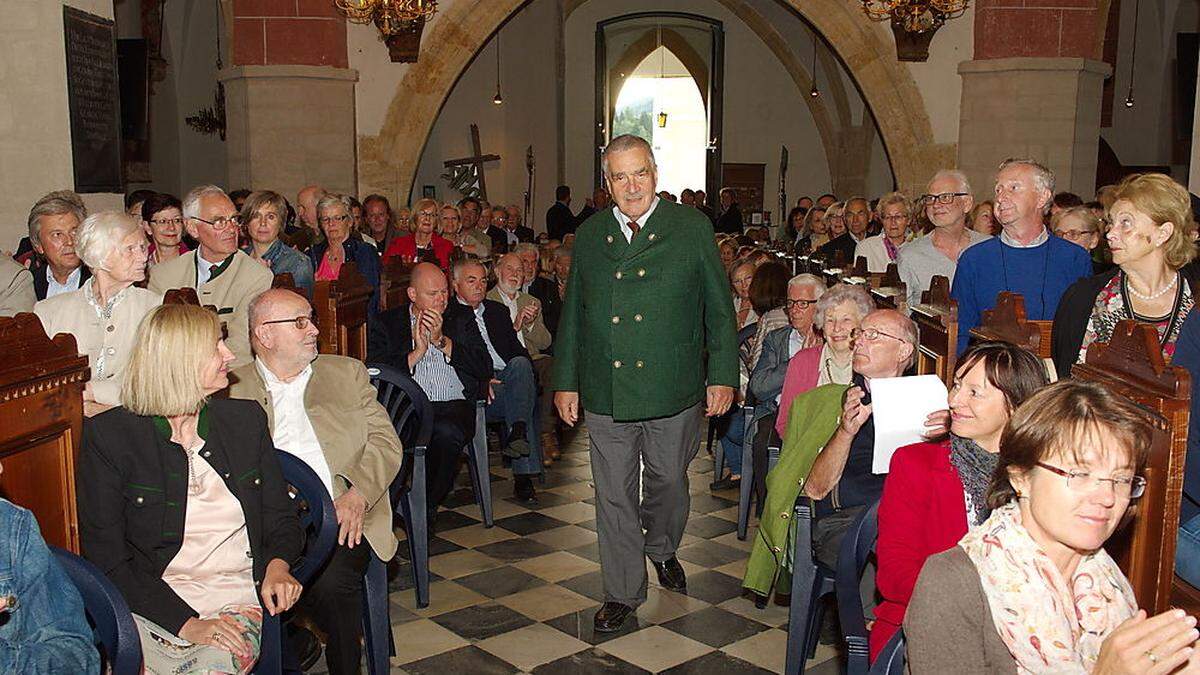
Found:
[628,220,640,239]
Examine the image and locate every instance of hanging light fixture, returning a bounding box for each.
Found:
[809,39,820,98]
[656,25,667,127]
[492,32,503,106]
[860,0,967,60]
[1124,0,1140,108]
[335,0,437,37]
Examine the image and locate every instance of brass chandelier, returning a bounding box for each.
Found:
[861,0,967,34]
[334,0,437,37]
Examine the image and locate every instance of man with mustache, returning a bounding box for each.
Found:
[553,134,738,632]
[149,185,273,367]
[950,158,1092,354]
[27,190,90,300]
[230,287,403,675]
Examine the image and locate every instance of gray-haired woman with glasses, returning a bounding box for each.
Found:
[308,193,380,313]
[906,380,1198,674]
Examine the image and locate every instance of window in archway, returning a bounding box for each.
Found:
[612,46,707,197]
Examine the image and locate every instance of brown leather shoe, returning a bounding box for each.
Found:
[593,602,635,633]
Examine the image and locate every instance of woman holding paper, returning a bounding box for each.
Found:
[871,342,1048,660]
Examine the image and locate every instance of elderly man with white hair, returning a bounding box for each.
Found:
[28,190,91,300]
[897,169,991,308]
[149,185,273,367]
[35,211,161,414]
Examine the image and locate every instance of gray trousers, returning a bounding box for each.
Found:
[585,402,704,606]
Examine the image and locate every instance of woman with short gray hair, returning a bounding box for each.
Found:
[34,211,161,414]
[775,283,873,438]
[308,193,381,313]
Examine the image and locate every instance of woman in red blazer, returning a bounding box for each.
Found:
[871,341,1049,660]
[382,198,455,269]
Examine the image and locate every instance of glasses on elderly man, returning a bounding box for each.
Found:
[319,214,352,226]
[920,192,970,205]
[851,327,905,343]
[1034,461,1146,498]
[784,299,817,311]
[262,315,315,330]
[193,214,242,230]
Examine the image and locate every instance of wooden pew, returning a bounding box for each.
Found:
[0,315,90,552]
[1073,320,1190,614]
[969,291,1053,359]
[313,262,372,360]
[272,272,298,292]
[869,264,906,313]
[820,250,848,288]
[378,256,414,313]
[911,275,958,388]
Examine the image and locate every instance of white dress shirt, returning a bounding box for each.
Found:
[462,298,506,370]
[45,265,82,299]
[999,227,1050,249]
[256,359,335,497]
[612,197,661,243]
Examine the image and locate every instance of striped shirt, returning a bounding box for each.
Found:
[410,308,465,402]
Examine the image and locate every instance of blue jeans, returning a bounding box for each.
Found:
[1177,513,1200,587]
[486,356,542,475]
[720,410,745,476]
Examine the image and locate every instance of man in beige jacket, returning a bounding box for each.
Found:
[148,185,271,367]
[229,287,402,675]
[0,256,34,317]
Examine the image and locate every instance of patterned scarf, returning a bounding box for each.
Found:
[1078,271,1192,365]
[948,434,998,525]
[959,502,1138,674]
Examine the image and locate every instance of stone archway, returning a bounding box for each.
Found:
[359,0,945,200]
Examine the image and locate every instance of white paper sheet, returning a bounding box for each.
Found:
[870,375,949,474]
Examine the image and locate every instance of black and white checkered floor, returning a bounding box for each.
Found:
[318,425,842,674]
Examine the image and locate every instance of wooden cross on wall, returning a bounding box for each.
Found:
[441,124,501,201]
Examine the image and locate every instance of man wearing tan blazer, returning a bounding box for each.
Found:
[0,256,34,317]
[229,287,402,675]
[148,185,272,367]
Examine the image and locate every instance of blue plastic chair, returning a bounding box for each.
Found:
[368,363,432,607]
[870,629,906,675]
[254,450,339,675]
[783,496,837,675]
[835,500,880,675]
[51,547,143,675]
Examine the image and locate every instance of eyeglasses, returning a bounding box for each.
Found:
[881,215,909,222]
[1035,461,1146,499]
[193,214,242,230]
[151,217,184,226]
[1055,229,1094,241]
[851,327,905,342]
[417,210,438,218]
[921,192,970,205]
[784,299,817,311]
[319,214,352,226]
[261,315,315,330]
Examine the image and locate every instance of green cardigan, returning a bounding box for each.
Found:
[743,383,850,595]
[551,200,738,421]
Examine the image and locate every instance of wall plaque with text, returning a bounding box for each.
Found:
[63,7,123,193]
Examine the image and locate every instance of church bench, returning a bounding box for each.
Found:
[911,275,958,388]
[313,262,372,361]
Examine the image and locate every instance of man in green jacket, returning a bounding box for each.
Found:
[552,134,738,632]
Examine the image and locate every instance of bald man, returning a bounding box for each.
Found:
[230,287,402,674]
[369,263,492,519]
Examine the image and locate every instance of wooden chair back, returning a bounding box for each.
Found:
[272,273,298,292]
[378,257,414,313]
[0,315,90,552]
[1072,320,1190,614]
[313,262,372,360]
[969,292,1053,358]
[910,276,958,388]
[163,287,201,305]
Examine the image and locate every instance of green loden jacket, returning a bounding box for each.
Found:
[551,199,738,421]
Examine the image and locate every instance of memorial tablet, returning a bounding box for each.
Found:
[63,7,123,193]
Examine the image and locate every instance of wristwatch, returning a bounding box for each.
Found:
[434,335,448,349]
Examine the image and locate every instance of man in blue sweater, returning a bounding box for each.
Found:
[950,158,1092,354]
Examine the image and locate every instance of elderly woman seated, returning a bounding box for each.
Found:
[906,380,1200,673]
[77,304,304,674]
[309,193,381,312]
[872,341,1048,660]
[241,190,315,297]
[1053,173,1198,378]
[35,211,161,416]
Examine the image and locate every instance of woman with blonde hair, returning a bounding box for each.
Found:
[1051,205,1113,275]
[1053,173,1199,377]
[35,211,161,415]
[78,304,304,674]
[969,200,997,236]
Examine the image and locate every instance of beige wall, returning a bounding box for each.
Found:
[0,0,123,249]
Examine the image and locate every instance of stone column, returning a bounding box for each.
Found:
[223,0,358,197]
[958,58,1110,196]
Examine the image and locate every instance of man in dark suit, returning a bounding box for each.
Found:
[816,196,871,266]
[572,187,610,230]
[451,258,542,501]
[27,190,90,300]
[546,185,575,241]
[491,206,534,253]
[368,263,492,517]
[714,188,743,234]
